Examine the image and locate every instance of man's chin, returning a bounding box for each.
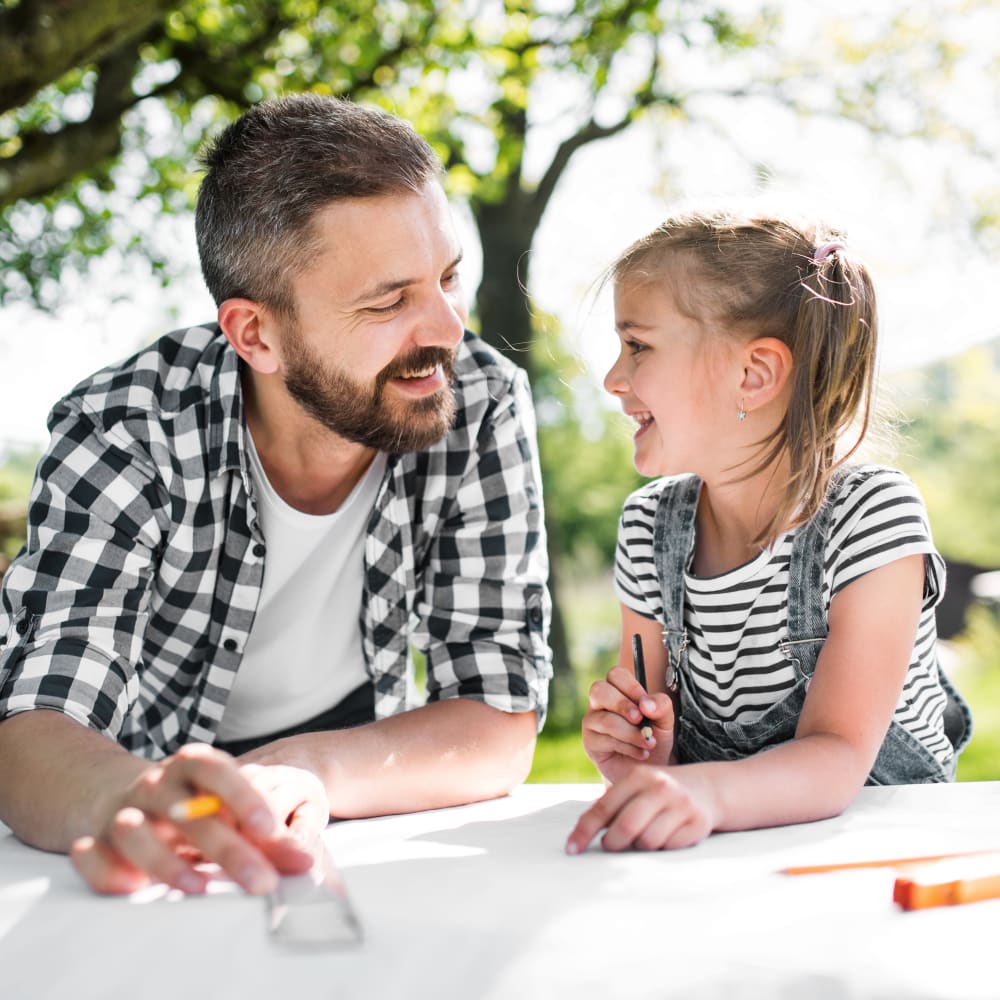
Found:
[374,396,454,453]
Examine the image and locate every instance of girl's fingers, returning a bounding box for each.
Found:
[597,774,689,852]
[587,677,643,726]
[583,710,653,757]
[565,770,688,855]
[645,692,676,724]
[565,778,640,854]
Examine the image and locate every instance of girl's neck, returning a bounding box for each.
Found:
[692,463,792,577]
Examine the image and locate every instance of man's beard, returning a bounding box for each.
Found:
[282,332,457,453]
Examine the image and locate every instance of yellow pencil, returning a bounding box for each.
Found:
[167,793,223,822]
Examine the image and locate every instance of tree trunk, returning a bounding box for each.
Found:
[474,199,577,728]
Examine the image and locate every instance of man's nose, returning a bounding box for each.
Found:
[413,290,465,350]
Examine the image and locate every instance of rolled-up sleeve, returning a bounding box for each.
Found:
[0,408,162,737]
[416,368,552,729]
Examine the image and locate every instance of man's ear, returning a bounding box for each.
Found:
[218,298,280,375]
[739,337,793,411]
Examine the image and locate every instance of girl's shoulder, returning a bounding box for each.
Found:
[826,463,927,521]
[832,462,918,491]
[622,474,699,515]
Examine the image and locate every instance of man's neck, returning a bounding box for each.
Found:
[242,369,378,516]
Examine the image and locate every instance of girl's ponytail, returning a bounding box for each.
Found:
[782,239,878,533]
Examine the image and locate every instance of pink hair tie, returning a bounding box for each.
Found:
[813,241,846,266]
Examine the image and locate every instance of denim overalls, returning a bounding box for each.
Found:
[652,471,972,783]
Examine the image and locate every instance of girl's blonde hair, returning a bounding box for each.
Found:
[612,207,878,543]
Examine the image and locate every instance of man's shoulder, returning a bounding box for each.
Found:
[52,322,235,431]
[453,329,526,399]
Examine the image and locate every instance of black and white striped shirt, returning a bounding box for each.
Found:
[0,325,551,757]
[615,467,952,764]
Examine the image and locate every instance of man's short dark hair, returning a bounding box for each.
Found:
[195,94,441,315]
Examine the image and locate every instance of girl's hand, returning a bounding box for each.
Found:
[582,665,675,783]
[565,765,718,854]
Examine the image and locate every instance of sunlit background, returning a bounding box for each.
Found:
[2,0,998,780]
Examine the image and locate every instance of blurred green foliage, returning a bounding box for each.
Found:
[891,342,1000,566]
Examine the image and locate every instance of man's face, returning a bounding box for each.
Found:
[278,181,468,453]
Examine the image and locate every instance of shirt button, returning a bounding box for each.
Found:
[15,619,29,636]
[253,544,265,557]
[223,637,239,653]
[528,605,543,628]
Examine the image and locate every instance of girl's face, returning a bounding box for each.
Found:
[604,279,738,479]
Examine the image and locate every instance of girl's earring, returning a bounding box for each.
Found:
[737,400,747,422]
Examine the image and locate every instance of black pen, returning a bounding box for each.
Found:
[630,633,654,744]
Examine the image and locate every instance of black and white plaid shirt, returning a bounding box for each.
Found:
[0,324,551,758]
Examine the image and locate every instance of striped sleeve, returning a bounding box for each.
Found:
[826,466,945,610]
[613,480,667,620]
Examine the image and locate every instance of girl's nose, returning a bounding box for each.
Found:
[603,353,629,396]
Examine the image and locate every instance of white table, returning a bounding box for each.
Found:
[2,782,999,999]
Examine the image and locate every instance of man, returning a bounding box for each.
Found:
[0,95,551,895]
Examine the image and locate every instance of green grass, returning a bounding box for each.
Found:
[952,606,1000,781]
[528,729,600,783]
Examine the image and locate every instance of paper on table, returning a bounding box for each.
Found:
[267,846,362,949]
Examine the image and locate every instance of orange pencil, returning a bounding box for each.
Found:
[167,793,223,822]
[894,855,1000,911]
[781,849,1000,876]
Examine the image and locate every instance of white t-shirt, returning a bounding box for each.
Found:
[215,436,386,742]
[614,466,953,765]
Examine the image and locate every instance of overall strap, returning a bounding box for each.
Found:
[784,467,855,667]
[652,475,701,688]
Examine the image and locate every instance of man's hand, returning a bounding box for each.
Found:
[69,744,326,895]
[582,665,675,784]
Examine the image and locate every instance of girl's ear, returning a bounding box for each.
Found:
[739,337,793,410]
[218,298,281,375]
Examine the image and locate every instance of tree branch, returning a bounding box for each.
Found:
[528,41,669,229]
[0,0,174,113]
[0,39,147,206]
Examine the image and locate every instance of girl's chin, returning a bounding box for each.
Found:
[632,452,663,478]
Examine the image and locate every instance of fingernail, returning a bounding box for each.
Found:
[565,840,580,856]
[177,871,204,894]
[628,708,642,723]
[242,865,278,895]
[640,697,657,714]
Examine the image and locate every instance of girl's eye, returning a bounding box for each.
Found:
[625,339,647,356]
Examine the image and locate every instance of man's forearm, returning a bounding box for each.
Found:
[0,710,144,852]
[242,699,538,819]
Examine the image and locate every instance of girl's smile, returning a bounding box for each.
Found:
[605,281,736,479]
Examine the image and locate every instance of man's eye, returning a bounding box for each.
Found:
[369,299,404,315]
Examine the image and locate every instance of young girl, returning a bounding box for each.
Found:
[565,207,971,855]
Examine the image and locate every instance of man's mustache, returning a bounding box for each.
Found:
[378,347,457,385]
